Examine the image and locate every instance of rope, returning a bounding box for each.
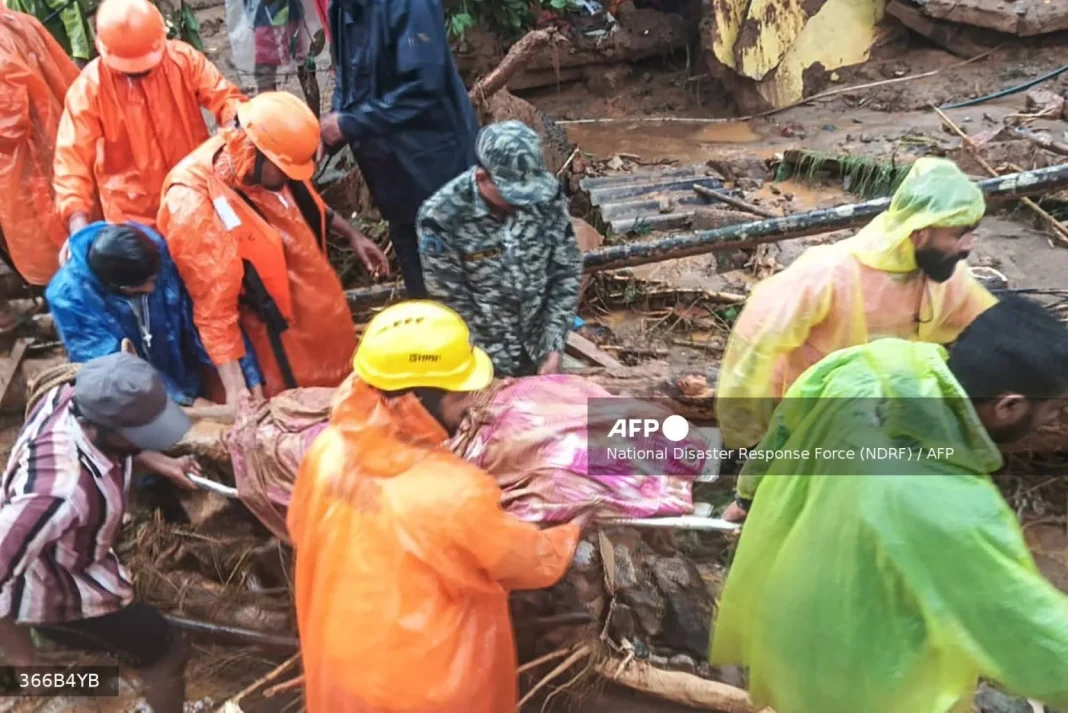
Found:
[25,361,79,418]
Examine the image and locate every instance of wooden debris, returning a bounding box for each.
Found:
[918,0,1068,36]
[597,658,762,713]
[1017,130,1068,158]
[0,338,32,407]
[517,644,591,708]
[263,675,305,698]
[886,1,1000,58]
[344,164,1068,308]
[468,29,562,109]
[566,332,624,368]
[517,647,575,675]
[693,183,778,219]
[214,652,300,713]
[931,106,1068,246]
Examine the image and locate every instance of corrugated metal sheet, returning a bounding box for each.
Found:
[581,165,743,234]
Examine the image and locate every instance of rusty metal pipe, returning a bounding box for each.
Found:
[345,163,1068,310]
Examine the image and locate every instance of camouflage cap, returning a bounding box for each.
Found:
[476,121,559,207]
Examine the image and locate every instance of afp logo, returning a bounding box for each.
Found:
[607,415,690,442]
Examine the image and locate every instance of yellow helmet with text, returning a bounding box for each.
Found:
[354,301,495,392]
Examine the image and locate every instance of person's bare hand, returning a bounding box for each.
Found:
[319,113,344,150]
[352,235,391,277]
[58,239,72,266]
[538,351,562,375]
[722,501,749,523]
[140,452,198,490]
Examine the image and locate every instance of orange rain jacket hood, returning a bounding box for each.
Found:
[53,39,245,228]
[288,377,580,713]
[0,10,79,285]
[157,128,355,396]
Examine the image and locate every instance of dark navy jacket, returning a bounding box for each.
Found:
[46,222,263,406]
[330,0,479,224]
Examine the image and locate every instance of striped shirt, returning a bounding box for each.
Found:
[0,384,133,624]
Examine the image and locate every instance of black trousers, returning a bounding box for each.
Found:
[389,222,427,298]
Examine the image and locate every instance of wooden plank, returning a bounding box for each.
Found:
[565,332,623,368]
[0,338,33,407]
[886,0,999,57]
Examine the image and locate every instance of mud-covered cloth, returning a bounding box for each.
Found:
[446,374,713,522]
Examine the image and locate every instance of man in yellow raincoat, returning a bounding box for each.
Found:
[288,300,587,713]
[716,158,996,472]
[0,8,78,330]
[711,297,1068,713]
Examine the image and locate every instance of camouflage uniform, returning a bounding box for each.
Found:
[417,121,582,377]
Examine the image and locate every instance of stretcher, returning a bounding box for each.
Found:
[185,473,738,531]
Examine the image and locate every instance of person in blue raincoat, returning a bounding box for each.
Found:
[317,0,479,298]
[46,222,263,406]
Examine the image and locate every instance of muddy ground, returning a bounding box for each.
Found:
[4,4,1068,712]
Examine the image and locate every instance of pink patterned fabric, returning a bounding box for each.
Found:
[446,375,714,523]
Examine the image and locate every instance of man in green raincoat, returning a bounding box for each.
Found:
[4,0,95,64]
[711,296,1068,713]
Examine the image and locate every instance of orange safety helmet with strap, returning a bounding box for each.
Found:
[236,92,319,181]
[164,135,298,320]
[94,0,167,74]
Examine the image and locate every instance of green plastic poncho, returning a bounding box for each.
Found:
[717,158,995,449]
[712,339,1068,713]
[4,0,94,61]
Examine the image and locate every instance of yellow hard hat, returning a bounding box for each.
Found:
[354,301,495,392]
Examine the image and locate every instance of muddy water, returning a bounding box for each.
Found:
[567,120,763,162]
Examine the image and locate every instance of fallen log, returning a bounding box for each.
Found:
[597,659,760,713]
[467,29,561,109]
[345,163,1068,309]
[1017,129,1068,158]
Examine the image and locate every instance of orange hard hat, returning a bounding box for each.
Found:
[236,92,320,181]
[95,0,167,74]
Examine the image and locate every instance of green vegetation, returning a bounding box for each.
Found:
[776,151,913,200]
[447,0,575,38]
[162,0,203,51]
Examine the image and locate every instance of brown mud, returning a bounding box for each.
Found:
[5,3,1068,712]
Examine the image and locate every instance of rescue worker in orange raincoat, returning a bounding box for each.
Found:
[288,300,589,713]
[52,0,247,241]
[158,91,389,403]
[0,9,78,331]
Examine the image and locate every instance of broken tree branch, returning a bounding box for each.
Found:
[1016,129,1068,157]
[693,183,778,219]
[215,653,300,712]
[469,29,561,108]
[517,646,579,675]
[597,659,761,713]
[517,644,591,709]
[263,674,305,698]
[344,163,1068,309]
[931,105,1068,246]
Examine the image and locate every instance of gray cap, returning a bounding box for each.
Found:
[475,120,559,207]
[75,352,192,452]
